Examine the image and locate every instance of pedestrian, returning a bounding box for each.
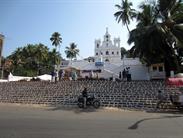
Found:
[119,72,122,80]
[82,87,88,108]
[122,69,126,81]
[156,90,165,109]
[55,70,58,83]
[58,70,63,81]
[51,71,55,83]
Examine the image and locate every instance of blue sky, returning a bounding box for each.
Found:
[0,0,142,59]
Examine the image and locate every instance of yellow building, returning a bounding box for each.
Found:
[0,34,5,68]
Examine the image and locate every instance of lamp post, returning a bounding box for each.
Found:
[0,34,5,79]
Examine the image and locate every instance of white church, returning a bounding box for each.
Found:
[61,28,166,80]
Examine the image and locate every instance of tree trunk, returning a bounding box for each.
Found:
[126,23,130,33]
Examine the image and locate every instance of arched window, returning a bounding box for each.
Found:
[106,35,109,42]
[101,52,103,55]
[112,51,114,55]
[117,51,119,55]
[97,43,99,48]
[106,51,109,55]
[96,52,98,56]
[105,59,109,62]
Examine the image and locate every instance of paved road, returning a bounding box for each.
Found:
[0,104,183,138]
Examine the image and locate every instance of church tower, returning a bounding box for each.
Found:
[94,28,121,63]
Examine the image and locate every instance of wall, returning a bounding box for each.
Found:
[0,80,176,110]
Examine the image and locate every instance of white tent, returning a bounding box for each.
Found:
[0,79,8,82]
[37,74,52,81]
[8,73,32,81]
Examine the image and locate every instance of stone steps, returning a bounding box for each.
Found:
[0,80,177,110]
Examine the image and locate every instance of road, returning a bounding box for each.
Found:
[0,104,183,138]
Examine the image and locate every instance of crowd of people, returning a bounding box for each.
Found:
[51,69,79,82]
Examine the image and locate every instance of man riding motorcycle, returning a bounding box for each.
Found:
[78,87,100,109]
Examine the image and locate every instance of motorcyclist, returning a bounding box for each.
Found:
[82,87,88,108]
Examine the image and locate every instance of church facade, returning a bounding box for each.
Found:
[61,28,165,80]
[94,28,121,63]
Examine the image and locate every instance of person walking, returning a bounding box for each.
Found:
[156,90,165,109]
[82,87,88,108]
[122,69,126,81]
[55,70,58,83]
[119,72,122,80]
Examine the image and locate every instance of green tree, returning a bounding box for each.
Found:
[121,47,127,59]
[6,44,61,76]
[50,32,62,66]
[114,0,136,32]
[48,48,61,68]
[65,43,79,61]
[50,32,62,49]
[125,0,183,75]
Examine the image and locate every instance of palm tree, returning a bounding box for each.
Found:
[127,0,183,75]
[50,32,62,49]
[50,32,62,67]
[48,48,61,66]
[114,0,136,32]
[65,43,79,61]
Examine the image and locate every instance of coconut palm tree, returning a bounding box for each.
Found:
[65,43,79,61]
[127,0,183,74]
[114,0,136,32]
[50,32,62,67]
[50,32,62,49]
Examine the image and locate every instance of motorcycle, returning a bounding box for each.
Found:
[77,93,100,109]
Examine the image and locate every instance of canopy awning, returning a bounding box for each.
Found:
[166,77,183,86]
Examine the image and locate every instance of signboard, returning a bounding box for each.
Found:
[95,62,104,66]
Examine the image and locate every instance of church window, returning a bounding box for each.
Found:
[105,59,109,62]
[101,52,103,55]
[112,52,114,55]
[106,51,109,55]
[97,43,99,48]
[106,35,109,42]
[117,51,119,55]
[96,52,98,56]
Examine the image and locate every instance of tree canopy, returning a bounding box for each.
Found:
[115,0,183,75]
[114,0,136,32]
[50,32,62,48]
[4,43,61,77]
[65,43,79,61]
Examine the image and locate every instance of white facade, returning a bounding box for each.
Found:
[61,28,151,80]
[94,28,121,63]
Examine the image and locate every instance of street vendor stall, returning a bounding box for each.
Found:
[166,76,183,109]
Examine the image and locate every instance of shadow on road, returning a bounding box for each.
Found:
[46,106,99,114]
[145,108,183,114]
[128,115,183,130]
